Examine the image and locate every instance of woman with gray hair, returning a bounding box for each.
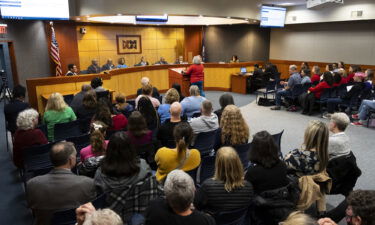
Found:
[145,170,215,225]
[180,85,207,119]
[13,108,48,168]
[184,55,205,97]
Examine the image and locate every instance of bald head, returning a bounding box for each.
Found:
[50,142,76,168]
[141,77,150,86]
[81,84,92,92]
[170,102,182,121]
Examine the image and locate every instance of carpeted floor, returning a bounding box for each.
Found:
[0,91,373,225]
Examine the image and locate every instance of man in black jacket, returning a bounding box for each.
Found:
[4,85,30,134]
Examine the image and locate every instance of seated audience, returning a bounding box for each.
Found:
[145,170,215,225]
[74,90,97,121]
[282,211,317,225]
[114,93,134,118]
[93,98,128,131]
[311,66,321,85]
[214,93,234,122]
[43,92,77,141]
[87,59,101,74]
[364,69,374,90]
[327,113,351,160]
[318,190,375,225]
[4,85,30,134]
[117,57,128,69]
[70,84,92,112]
[351,98,375,126]
[94,132,152,193]
[154,57,168,65]
[348,65,362,83]
[189,100,219,139]
[13,109,48,168]
[194,147,253,214]
[101,58,115,71]
[324,73,365,117]
[27,142,95,225]
[332,63,339,72]
[158,88,180,124]
[301,62,310,71]
[215,105,249,148]
[332,72,342,87]
[246,131,291,224]
[137,96,159,130]
[66,64,78,76]
[157,102,185,148]
[271,65,302,110]
[174,55,186,64]
[135,84,161,108]
[91,77,106,92]
[181,85,206,119]
[172,83,185,101]
[80,121,108,162]
[230,55,239,63]
[249,64,266,92]
[284,120,329,177]
[325,64,333,72]
[338,68,349,85]
[135,56,149,66]
[76,202,123,225]
[301,68,312,84]
[136,77,160,99]
[155,122,201,182]
[300,72,334,115]
[338,61,345,69]
[126,111,153,147]
[263,62,279,81]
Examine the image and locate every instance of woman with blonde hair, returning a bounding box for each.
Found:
[158,88,180,124]
[194,147,253,214]
[281,211,317,225]
[43,92,76,141]
[155,122,201,182]
[284,120,329,177]
[215,105,249,149]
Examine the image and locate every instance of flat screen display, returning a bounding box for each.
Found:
[260,6,286,28]
[136,15,168,22]
[0,0,69,20]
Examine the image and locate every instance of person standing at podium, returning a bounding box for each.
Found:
[184,55,205,97]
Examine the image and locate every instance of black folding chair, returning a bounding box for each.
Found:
[233,143,251,170]
[64,94,74,106]
[50,207,76,225]
[66,133,91,156]
[192,129,218,156]
[213,207,249,225]
[96,90,110,101]
[255,80,277,104]
[23,142,56,181]
[197,155,216,185]
[271,130,284,156]
[54,120,81,141]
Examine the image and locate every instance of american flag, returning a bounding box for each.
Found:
[50,24,63,76]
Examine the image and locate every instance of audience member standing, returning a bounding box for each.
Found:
[87,59,101,74]
[27,142,96,225]
[158,88,180,124]
[185,55,205,96]
[181,85,206,119]
[157,102,185,148]
[13,109,48,168]
[145,170,216,225]
[155,122,201,182]
[70,84,92,112]
[214,93,234,122]
[136,77,160,99]
[4,85,30,134]
[194,147,253,214]
[43,92,77,141]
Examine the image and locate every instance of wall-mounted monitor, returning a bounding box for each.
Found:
[136,15,168,23]
[260,6,286,28]
[0,0,69,20]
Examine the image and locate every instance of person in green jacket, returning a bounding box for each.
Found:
[43,92,77,141]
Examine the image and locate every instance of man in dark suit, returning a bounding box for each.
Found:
[136,77,160,99]
[101,58,116,71]
[26,142,96,225]
[4,85,30,134]
[87,59,101,74]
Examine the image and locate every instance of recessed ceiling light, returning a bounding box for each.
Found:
[117,13,122,16]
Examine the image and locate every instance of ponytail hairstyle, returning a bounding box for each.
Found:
[89,121,108,156]
[173,122,193,166]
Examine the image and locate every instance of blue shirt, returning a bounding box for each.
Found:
[288,72,302,90]
[158,104,171,124]
[117,64,128,69]
[181,96,206,119]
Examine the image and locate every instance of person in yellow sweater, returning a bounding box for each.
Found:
[155,122,201,182]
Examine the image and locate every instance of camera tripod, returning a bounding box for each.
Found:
[0,70,12,103]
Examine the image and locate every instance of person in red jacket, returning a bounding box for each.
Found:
[311,66,322,85]
[300,72,334,115]
[13,109,48,168]
[184,55,205,97]
[347,65,362,83]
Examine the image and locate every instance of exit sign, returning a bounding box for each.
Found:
[0,24,7,34]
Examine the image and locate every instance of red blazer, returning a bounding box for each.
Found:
[311,74,321,84]
[186,64,204,83]
[110,114,128,131]
[309,81,331,99]
[13,128,48,168]
[340,77,349,85]
[347,73,355,83]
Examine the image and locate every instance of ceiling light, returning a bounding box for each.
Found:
[199,15,203,18]
[278,2,295,6]
[227,16,231,19]
[117,13,122,16]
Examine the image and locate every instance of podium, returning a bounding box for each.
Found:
[168,68,190,97]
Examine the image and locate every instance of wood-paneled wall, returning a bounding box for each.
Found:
[77,25,185,70]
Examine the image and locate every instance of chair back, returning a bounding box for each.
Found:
[213,207,248,225]
[66,133,91,155]
[290,84,304,97]
[233,143,251,170]
[193,129,218,156]
[186,167,198,185]
[54,120,81,141]
[23,142,55,180]
[197,155,216,184]
[320,88,333,101]
[192,112,201,118]
[50,208,76,225]
[78,117,92,134]
[64,94,74,106]
[265,80,277,91]
[271,130,284,156]
[126,100,136,108]
[96,90,110,101]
